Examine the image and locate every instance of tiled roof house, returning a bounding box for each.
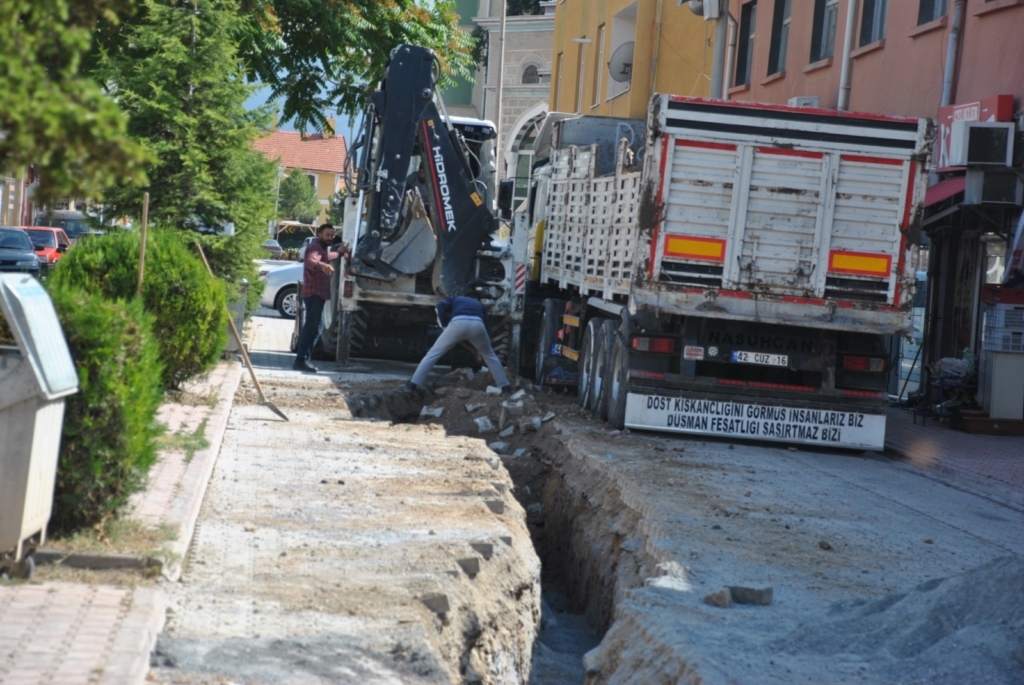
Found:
[252,127,348,225]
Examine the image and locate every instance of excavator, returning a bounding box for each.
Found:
[306,44,519,369]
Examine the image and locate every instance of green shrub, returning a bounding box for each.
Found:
[48,285,164,534]
[51,228,228,387]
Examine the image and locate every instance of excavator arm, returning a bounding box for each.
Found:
[349,44,498,297]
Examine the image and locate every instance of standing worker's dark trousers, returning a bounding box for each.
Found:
[293,295,326,371]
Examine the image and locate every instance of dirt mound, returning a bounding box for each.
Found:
[779,555,1024,683]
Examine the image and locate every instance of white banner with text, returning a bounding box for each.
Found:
[624,394,886,450]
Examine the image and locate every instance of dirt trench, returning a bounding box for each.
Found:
[339,369,652,683]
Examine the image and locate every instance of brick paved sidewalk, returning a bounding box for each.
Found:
[885,405,1024,510]
[0,583,164,685]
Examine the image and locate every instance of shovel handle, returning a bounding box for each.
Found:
[195,243,270,403]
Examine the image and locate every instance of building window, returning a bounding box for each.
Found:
[607,2,637,100]
[592,24,606,107]
[918,0,948,24]
[512,114,546,205]
[860,0,888,45]
[810,0,839,63]
[574,38,586,113]
[734,2,757,87]
[554,52,563,110]
[768,0,791,75]
[522,65,540,84]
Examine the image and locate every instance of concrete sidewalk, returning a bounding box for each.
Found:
[885,405,1024,511]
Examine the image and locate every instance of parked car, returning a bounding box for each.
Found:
[297,236,315,262]
[32,210,93,242]
[0,227,43,277]
[258,262,303,318]
[260,239,284,259]
[19,226,72,268]
[74,230,106,243]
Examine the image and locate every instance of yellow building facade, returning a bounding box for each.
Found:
[549,0,718,120]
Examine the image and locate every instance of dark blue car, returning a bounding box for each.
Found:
[0,227,43,276]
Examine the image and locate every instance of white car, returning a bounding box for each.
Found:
[297,236,315,262]
[258,262,303,318]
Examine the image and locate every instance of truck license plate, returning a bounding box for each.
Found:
[732,350,788,367]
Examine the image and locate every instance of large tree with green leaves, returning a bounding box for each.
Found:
[95,0,278,236]
[3,1,470,207]
[277,168,322,224]
[0,1,149,206]
[233,0,476,132]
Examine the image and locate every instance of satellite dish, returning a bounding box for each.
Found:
[608,42,634,83]
[687,0,704,15]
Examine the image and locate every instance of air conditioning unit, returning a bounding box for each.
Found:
[788,96,819,108]
[949,121,1015,167]
[964,169,1023,206]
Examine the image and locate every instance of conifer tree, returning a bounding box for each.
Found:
[96,0,277,237]
[277,168,322,225]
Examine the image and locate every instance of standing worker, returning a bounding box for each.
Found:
[293,223,348,373]
[402,293,512,395]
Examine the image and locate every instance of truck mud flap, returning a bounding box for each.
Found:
[623,393,886,451]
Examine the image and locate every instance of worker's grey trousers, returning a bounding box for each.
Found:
[410,317,509,388]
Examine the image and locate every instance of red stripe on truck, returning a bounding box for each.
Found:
[675,139,737,151]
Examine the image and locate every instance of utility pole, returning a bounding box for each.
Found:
[837,0,859,110]
[494,0,507,183]
[710,0,729,98]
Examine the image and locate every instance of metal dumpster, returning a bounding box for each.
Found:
[0,274,79,578]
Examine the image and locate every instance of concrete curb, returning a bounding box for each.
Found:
[99,587,166,685]
[159,361,243,580]
[33,548,162,571]
[33,361,243,579]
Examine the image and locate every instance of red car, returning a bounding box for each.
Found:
[19,226,72,268]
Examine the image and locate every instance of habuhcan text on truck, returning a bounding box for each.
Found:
[298,44,518,369]
[510,97,933,450]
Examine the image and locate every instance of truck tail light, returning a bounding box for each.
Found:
[632,337,675,353]
[343,280,354,298]
[842,356,886,373]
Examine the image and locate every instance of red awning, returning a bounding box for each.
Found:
[924,176,966,207]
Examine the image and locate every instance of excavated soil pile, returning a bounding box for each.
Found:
[778,555,1024,683]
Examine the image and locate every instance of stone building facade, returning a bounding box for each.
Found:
[467,1,556,197]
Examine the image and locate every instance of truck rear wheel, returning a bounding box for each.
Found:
[577,319,599,408]
[591,319,617,420]
[606,335,630,430]
[534,299,561,386]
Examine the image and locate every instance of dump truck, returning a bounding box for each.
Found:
[511,97,933,450]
